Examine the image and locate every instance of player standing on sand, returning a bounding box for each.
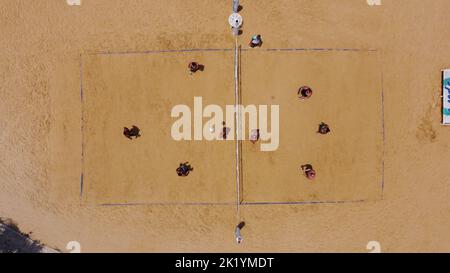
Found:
[317,122,331,135]
[301,164,316,180]
[221,121,230,140]
[188,62,204,75]
[249,35,262,48]
[188,62,199,74]
[233,0,239,13]
[235,222,245,244]
[250,129,260,144]
[298,86,313,100]
[123,125,141,140]
[176,162,194,177]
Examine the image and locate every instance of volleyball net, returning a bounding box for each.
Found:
[234,37,243,221]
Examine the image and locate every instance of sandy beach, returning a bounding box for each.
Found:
[1,0,450,252]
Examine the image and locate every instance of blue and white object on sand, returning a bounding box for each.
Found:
[442,69,450,125]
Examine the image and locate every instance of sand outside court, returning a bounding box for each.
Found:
[2,0,450,252]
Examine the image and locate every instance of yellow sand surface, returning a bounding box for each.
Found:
[241,50,382,203]
[2,0,450,252]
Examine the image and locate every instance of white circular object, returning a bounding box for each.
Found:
[209,126,215,133]
[228,13,243,28]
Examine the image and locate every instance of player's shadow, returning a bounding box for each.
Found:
[198,64,205,72]
[238,21,244,36]
[237,222,245,229]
